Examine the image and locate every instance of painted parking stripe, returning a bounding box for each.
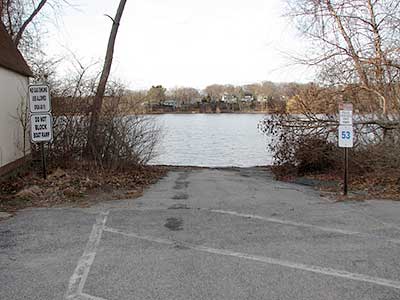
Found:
[66,293,107,300]
[210,209,400,245]
[104,226,400,290]
[80,293,108,300]
[65,211,109,300]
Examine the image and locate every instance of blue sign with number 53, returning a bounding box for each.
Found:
[338,126,353,148]
[341,131,351,139]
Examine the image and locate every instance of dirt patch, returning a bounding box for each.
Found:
[177,171,190,180]
[173,181,189,190]
[164,217,183,231]
[0,212,12,219]
[172,192,188,200]
[173,171,190,190]
[168,203,190,210]
[282,170,400,201]
[0,230,16,249]
[174,243,190,250]
[0,164,168,214]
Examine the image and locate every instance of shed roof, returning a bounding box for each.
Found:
[0,22,33,77]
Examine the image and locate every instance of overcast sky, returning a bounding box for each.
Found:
[47,0,312,90]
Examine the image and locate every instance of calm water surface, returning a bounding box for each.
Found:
[150,114,272,167]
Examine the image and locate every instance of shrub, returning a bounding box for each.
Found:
[47,97,161,169]
[294,137,340,175]
[259,111,400,182]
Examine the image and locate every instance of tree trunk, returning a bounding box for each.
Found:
[366,0,390,115]
[87,0,127,157]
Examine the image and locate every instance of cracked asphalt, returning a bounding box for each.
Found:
[1,167,400,300]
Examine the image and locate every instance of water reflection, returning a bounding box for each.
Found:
[149,114,272,167]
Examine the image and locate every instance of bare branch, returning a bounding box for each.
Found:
[14,0,48,47]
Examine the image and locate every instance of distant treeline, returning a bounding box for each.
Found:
[127,82,305,113]
[52,81,394,115]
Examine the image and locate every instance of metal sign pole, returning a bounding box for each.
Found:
[29,84,52,179]
[338,102,353,196]
[344,148,349,196]
[41,142,47,180]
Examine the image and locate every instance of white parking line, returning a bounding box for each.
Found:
[80,293,108,300]
[104,226,400,290]
[118,208,400,245]
[65,211,109,300]
[210,209,400,245]
[66,209,400,299]
[347,204,400,232]
[66,293,107,300]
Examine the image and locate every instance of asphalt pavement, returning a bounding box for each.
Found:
[1,167,400,300]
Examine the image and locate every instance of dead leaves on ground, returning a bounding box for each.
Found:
[0,165,168,213]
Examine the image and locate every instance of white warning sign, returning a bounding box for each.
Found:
[30,113,53,142]
[338,125,353,148]
[339,103,353,125]
[29,85,51,113]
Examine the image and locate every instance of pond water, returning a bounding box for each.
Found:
[149,114,272,167]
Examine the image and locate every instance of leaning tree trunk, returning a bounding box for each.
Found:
[87,0,127,158]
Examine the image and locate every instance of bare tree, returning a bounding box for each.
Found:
[87,0,127,155]
[147,85,166,105]
[13,0,48,47]
[258,0,400,176]
[286,0,400,117]
[204,84,226,102]
[0,0,68,49]
[168,87,200,106]
[48,56,161,167]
